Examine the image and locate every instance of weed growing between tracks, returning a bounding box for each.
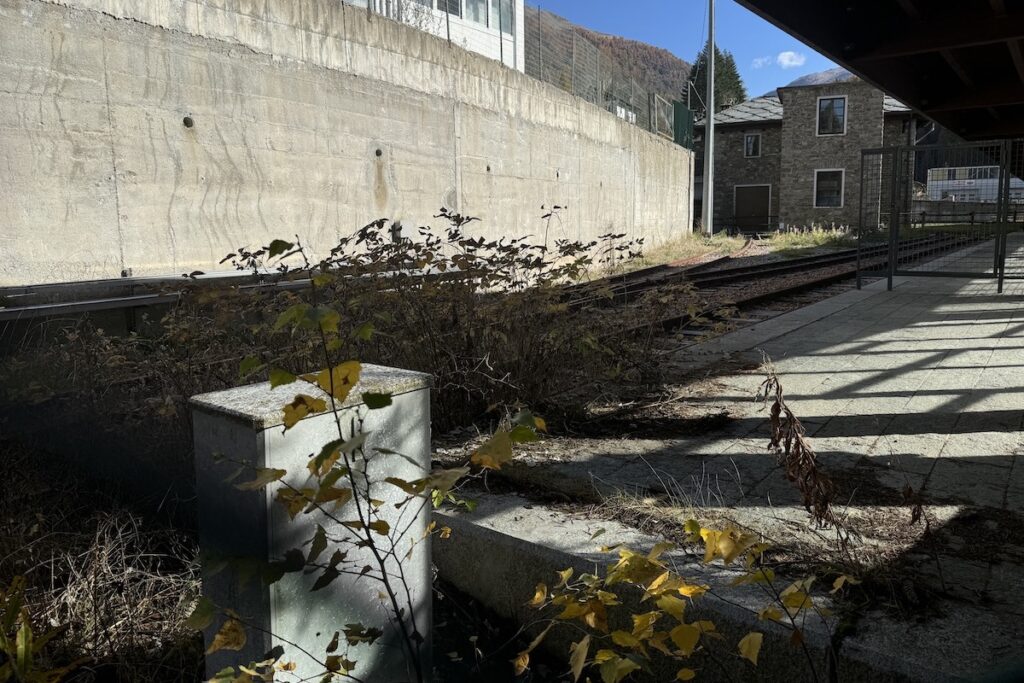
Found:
[770,227,856,255]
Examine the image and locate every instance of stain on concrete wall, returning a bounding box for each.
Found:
[0,0,693,285]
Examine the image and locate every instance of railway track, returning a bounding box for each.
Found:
[569,234,965,309]
[608,232,976,340]
[0,233,978,325]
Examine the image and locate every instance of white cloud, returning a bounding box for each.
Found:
[776,51,807,69]
[751,56,773,69]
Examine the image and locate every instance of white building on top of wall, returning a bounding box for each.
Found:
[350,0,526,72]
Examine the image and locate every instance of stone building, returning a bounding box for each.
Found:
[695,78,920,231]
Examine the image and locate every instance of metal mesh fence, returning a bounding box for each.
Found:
[858,140,1024,292]
[524,6,675,140]
[343,0,693,145]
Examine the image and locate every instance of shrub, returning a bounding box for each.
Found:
[1,211,702,439]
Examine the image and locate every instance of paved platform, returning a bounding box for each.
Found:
[483,239,1024,679]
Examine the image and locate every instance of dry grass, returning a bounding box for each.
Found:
[607,233,748,274]
[0,443,202,682]
[769,227,856,254]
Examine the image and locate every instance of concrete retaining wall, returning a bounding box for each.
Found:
[0,0,693,285]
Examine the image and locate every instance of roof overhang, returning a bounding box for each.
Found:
[736,0,1024,140]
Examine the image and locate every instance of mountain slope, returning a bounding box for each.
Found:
[785,67,854,87]
[575,28,692,101]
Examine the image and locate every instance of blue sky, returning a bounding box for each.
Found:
[531,0,838,97]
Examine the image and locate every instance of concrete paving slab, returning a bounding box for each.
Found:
[461,253,1024,680]
[434,493,1024,682]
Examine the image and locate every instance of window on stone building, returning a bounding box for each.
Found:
[744,133,761,158]
[814,169,844,208]
[466,0,487,24]
[817,96,847,136]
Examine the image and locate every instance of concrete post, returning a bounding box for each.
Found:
[191,365,432,682]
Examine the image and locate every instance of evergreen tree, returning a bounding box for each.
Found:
[688,42,748,114]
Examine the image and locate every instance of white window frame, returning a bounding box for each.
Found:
[733,184,773,221]
[813,168,845,208]
[816,95,848,137]
[743,132,761,158]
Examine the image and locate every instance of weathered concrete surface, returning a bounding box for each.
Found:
[192,365,432,681]
[434,492,966,682]
[0,0,693,285]
[473,238,1024,680]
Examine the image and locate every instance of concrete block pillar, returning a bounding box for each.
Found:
[191,365,433,682]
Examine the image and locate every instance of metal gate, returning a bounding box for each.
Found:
[857,139,1024,292]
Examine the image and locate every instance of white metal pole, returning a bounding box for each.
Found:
[701,0,715,236]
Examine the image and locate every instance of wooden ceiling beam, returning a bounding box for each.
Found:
[1009,40,1024,86]
[940,49,974,88]
[927,84,1024,112]
[852,13,1024,61]
[895,0,921,20]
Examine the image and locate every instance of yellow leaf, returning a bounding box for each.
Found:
[657,594,687,622]
[439,526,452,539]
[309,448,341,477]
[831,574,861,593]
[325,655,355,673]
[644,570,679,599]
[631,611,661,640]
[716,533,739,563]
[367,520,390,536]
[693,620,716,634]
[597,652,641,683]
[583,601,609,633]
[683,519,702,542]
[648,541,674,561]
[569,635,590,682]
[555,568,574,588]
[282,394,327,429]
[235,468,287,491]
[669,624,701,656]
[731,567,775,587]
[678,582,709,599]
[556,602,589,620]
[781,590,811,611]
[529,583,547,608]
[758,606,783,622]
[512,652,530,676]
[314,486,353,509]
[610,630,641,648]
[738,632,763,666]
[699,529,720,564]
[676,668,697,681]
[313,361,361,402]
[276,488,315,519]
[534,416,548,433]
[205,618,246,655]
[470,430,514,470]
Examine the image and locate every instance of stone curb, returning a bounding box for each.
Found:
[433,492,959,682]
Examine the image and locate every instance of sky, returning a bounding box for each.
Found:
[530,0,838,97]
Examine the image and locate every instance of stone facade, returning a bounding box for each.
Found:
[778,80,885,228]
[711,124,782,228]
[695,79,918,231]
